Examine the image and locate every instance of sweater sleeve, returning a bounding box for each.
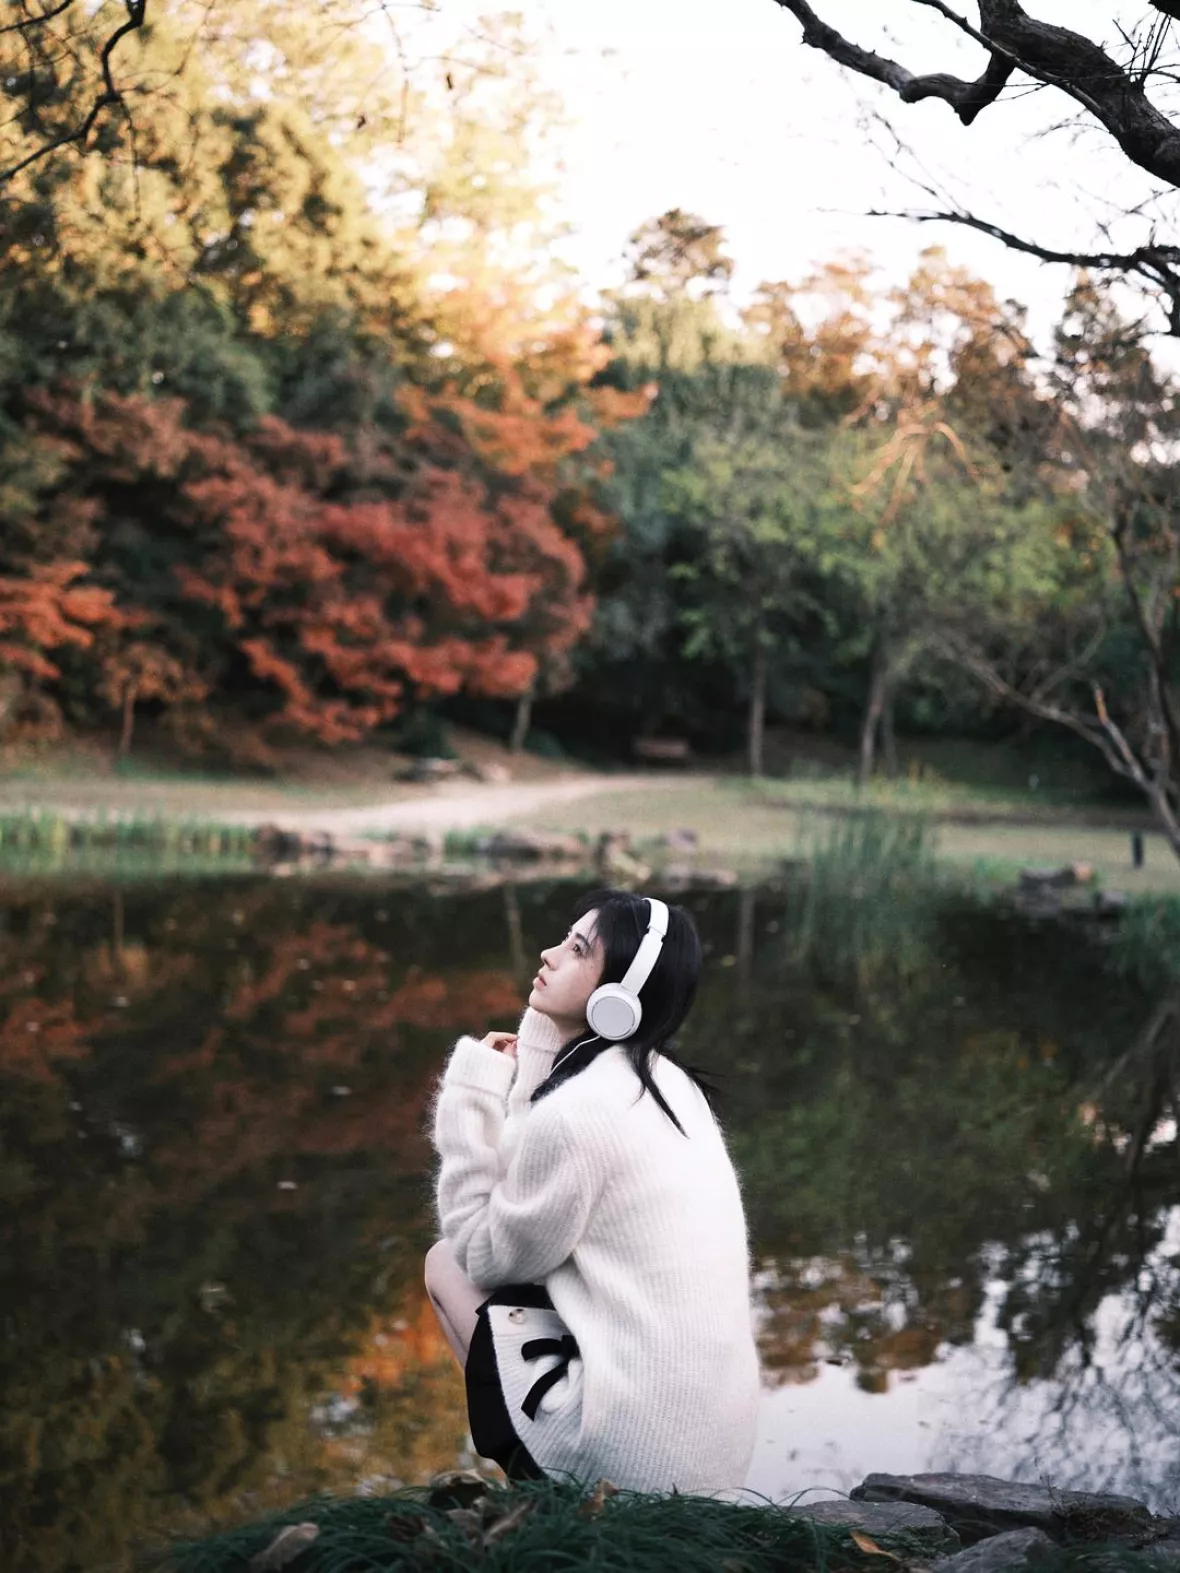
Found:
[433,1045,600,1288]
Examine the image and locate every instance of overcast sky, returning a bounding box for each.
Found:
[426,1,1180,351]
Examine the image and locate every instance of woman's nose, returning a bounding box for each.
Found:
[539,946,556,969]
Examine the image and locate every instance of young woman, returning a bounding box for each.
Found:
[425,887,761,1495]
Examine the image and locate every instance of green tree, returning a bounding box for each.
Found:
[941,278,1180,857]
[663,366,831,775]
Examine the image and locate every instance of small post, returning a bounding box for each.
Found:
[1131,830,1145,869]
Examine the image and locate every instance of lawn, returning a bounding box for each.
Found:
[516,776,1180,894]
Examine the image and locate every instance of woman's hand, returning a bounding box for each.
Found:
[480,1031,518,1060]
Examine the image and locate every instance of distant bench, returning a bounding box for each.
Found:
[632,737,693,766]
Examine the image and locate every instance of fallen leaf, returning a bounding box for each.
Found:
[482,1497,537,1547]
[577,1478,620,1521]
[384,1509,428,1543]
[444,1507,485,1543]
[249,1522,319,1571]
[850,1530,902,1560]
[426,1469,491,1511]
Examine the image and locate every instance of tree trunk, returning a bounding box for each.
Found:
[0,672,22,739]
[119,684,137,756]
[858,644,889,788]
[503,883,527,981]
[736,886,756,990]
[509,683,534,755]
[881,685,899,779]
[748,633,767,777]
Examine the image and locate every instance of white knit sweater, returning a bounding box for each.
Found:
[430,1006,762,1496]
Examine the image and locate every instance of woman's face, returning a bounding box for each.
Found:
[528,909,604,1032]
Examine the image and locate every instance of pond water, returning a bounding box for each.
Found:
[1,872,1177,1572]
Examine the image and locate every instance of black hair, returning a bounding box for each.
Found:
[529,887,723,1136]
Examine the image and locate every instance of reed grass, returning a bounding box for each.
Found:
[787,809,943,986]
[1106,894,1180,991]
[0,808,257,873]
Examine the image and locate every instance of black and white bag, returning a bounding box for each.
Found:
[464,1282,581,1481]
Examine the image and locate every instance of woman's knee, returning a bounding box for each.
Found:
[424,1237,456,1298]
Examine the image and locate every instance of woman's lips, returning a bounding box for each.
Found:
[533,974,546,989]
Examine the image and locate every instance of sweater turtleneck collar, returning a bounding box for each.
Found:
[516,1006,569,1057]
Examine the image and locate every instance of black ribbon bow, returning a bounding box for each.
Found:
[519,1334,579,1421]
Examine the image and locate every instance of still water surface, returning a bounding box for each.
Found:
[1,873,1177,1571]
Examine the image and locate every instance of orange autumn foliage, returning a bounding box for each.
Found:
[13,385,612,749]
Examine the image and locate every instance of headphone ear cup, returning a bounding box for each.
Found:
[586,983,642,1041]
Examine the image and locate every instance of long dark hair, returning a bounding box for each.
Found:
[529,887,722,1136]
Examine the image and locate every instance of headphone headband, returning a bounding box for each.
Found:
[619,896,669,997]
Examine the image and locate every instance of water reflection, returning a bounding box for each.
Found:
[0,876,1176,1571]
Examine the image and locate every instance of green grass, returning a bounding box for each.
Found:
[143,1477,1175,1573]
[1106,894,1180,990]
[785,810,944,986]
[520,778,1180,894]
[0,808,256,852]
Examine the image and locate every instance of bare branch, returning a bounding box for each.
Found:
[773,0,1180,189]
[0,0,146,185]
[0,0,76,38]
[937,629,1180,858]
[772,0,1013,126]
[865,204,1180,335]
[1110,516,1180,779]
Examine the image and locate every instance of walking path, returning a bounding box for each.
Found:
[245,772,669,835]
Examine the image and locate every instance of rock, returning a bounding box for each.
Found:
[931,1527,1056,1572]
[595,829,633,857]
[255,827,433,870]
[425,1470,492,1511]
[362,834,434,867]
[661,864,739,890]
[254,823,306,863]
[1018,866,1080,892]
[475,829,587,861]
[851,1472,1156,1548]
[662,827,700,852]
[462,760,512,784]
[595,831,651,880]
[791,1499,959,1554]
[394,757,464,783]
[1093,889,1130,915]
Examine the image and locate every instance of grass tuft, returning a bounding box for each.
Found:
[141,1478,1179,1573]
[788,809,943,985]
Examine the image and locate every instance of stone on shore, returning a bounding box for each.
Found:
[473,828,587,861]
[852,1472,1156,1547]
[662,862,738,889]
[790,1498,960,1553]
[931,1527,1056,1572]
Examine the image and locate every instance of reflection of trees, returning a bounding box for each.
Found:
[686,885,1179,1461]
[3,873,1179,1565]
[0,879,529,1573]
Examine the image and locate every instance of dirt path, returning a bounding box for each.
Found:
[158,772,673,835]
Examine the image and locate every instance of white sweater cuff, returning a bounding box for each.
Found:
[443,1035,517,1097]
[516,1006,566,1055]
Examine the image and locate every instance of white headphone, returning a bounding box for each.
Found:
[584,897,669,1041]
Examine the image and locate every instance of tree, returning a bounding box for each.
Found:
[939,280,1180,858]
[622,209,735,302]
[663,366,829,775]
[831,412,1059,784]
[770,3,1180,334]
